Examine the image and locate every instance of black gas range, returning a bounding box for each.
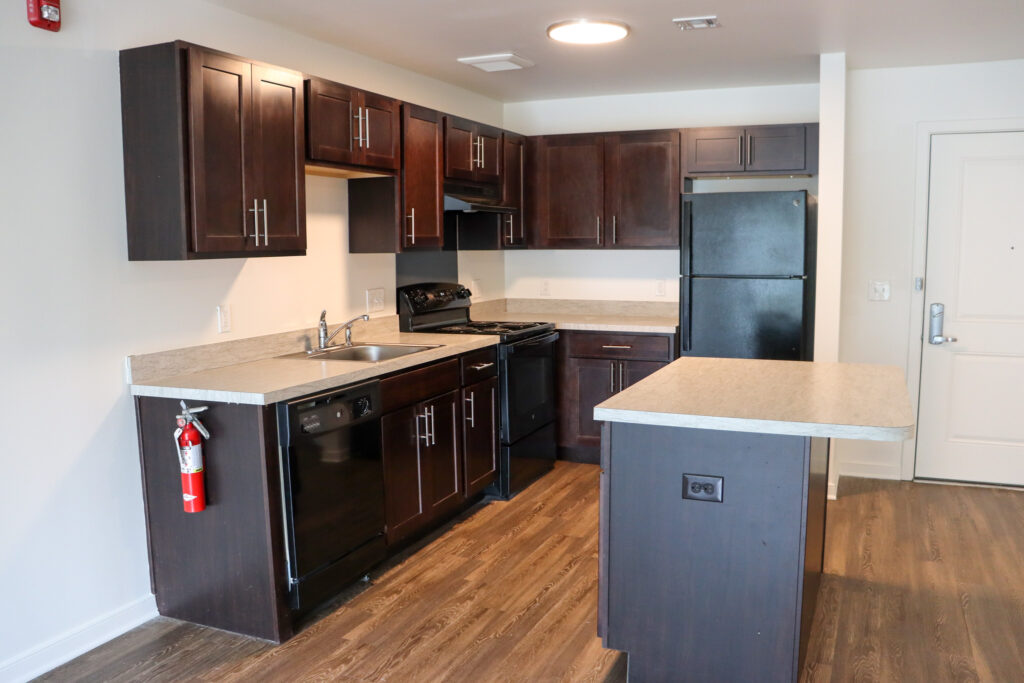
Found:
[398,283,558,498]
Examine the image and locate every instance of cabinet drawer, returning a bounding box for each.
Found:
[460,347,498,385]
[380,359,459,413]
[566,332,672,361]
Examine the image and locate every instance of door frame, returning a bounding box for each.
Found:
[902,117,1024,480]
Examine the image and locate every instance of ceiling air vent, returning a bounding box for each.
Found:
[673,15,720,30]
[457,53,535,72]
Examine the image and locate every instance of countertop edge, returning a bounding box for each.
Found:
[129,337,498,406]
[593,407,914,442]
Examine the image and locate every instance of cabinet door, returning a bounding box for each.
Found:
[403,105,444,249]
[444,116,477,182]
[683,126,745,175]
[605,130,680,248]
[423,390,464,518]
[501,133,526,248]
[561,357,616,448]
[361,92,401,170]
[475,124,502,185]
[305,78,360,166]
[187,48,252,253]
[251,65,305,252]
[529,134,605,248]
[381,404,429,545]
[620,360,666,391]
[744,125,808,173]
[463,377,498,497]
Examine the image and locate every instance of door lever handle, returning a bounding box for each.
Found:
[928,303,958,345]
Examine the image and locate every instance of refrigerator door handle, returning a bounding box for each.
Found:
[680,276,693,353]
[681,199,693,277]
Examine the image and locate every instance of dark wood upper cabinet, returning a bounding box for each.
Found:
[347,104,443,252]
[251,65,306,252]
[501,132,526,248]
[305,78,400,171]
[444,115,503,185]
[604,130,680,248]
[682,123,818,178]
[403,105,445,249]
[527,134,606,248]
[120,42,305,260]
[527,131,678,249]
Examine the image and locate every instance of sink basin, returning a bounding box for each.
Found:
[281,343,441,363]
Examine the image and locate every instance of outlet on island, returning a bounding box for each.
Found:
[682,474,724,503]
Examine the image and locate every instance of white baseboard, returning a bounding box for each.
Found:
[0,594,157,683]
[838,460,902,480]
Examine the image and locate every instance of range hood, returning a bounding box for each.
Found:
[443,181,516,214]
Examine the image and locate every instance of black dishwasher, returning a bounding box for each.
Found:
[277,380,386,616]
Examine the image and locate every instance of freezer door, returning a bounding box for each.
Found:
[680,277,806,360]
[683,191,807,276]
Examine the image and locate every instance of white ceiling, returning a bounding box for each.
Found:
[209,0,1024,102]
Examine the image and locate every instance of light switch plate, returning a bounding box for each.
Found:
[868,280,891,301]
[366,288,385,313]
[216,304,232,333]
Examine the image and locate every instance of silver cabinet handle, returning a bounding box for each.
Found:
[262,198,268,246]
[406,207,416,245]
[609,362,615,393]
[364,107,370,149]
[430,405,436,446]
[418,410,430,444]
[738,134,744,166]
[596,216,601,245]
[249,199,260,245]
[612,215,617,245]
[480,137,485,168]
[928,303,958,344]
[354,107,364,147]
[619,362,624,392]
[602,344,632,349]
[506,215,514,244]
[469,133,475,170]
[470,362,494,371]
[465,392,475,428]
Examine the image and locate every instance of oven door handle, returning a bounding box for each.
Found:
[504,331,560,354]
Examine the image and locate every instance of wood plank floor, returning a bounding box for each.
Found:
[40,464,1024,682]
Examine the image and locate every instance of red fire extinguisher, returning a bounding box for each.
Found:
[174,401,210,513]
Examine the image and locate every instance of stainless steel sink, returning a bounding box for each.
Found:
[280,343,440,363]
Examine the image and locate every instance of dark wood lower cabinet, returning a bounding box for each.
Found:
[558,331,676,462]
[381,404,430,545]
[424,390,464,519]
[463,376,499,496]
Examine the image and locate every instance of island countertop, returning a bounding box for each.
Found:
[594,357,915,441]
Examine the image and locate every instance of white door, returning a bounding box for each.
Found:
[916,131,1024,485]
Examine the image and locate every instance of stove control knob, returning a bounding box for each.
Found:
[352,396,371,418]
[457,287,472,299]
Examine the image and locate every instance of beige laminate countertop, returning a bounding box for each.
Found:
[594,357,915,441]
[129,332,497,406]
[488,311,678,334]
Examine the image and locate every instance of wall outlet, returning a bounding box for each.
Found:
[216,304,232,333]
[868,280,891,301]
[540,280,551,297]
[682,474,724,503]
[655,280,667,297]
[366,287,386,313]
[470,278,482,297]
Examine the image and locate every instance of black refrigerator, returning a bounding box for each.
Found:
[679,190,816,360]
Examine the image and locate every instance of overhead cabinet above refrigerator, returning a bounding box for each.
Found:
[679,191,816,360]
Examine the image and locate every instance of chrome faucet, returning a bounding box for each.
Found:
[318,311,370,349]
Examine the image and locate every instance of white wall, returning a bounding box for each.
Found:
[457,250,507,303]
[501,83,820,301]
[0,2,501,679]
[836,58,1024,479]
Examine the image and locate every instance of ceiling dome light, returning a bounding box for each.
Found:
[547,19,630,45]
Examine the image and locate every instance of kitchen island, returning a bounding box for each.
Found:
[593,357,914,682]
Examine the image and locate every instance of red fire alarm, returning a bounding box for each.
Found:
[27,0,61,31]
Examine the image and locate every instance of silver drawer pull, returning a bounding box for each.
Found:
[470,362,494,371]
[465,392,475,427]
[601,345,632,349]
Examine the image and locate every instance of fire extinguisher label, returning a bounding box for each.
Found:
[179,444,204,474]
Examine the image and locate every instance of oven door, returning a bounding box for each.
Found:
[499,331,559,444]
